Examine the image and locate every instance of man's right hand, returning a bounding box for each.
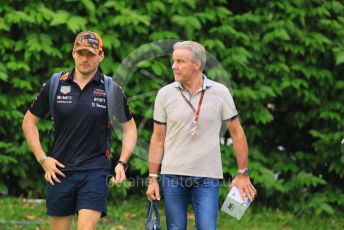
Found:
[42,157,66,185]
[146,177,161,201]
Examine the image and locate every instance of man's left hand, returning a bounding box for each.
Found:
[229,175,257,202]
[111,163,126,184]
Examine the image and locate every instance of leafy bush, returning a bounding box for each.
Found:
[0,0,343,215]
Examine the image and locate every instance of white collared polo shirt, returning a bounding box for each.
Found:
[154,76,238,179]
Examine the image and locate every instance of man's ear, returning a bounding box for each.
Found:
[194,60,202,71]
[99,52,105,62]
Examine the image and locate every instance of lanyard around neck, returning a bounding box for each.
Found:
[179,88,205,123]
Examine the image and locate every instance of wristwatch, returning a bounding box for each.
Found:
[238,168,249,176]
[117,160,128,172]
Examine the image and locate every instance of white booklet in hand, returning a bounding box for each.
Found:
[221,186,251,220]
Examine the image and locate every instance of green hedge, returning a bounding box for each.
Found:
[0,0,343,215]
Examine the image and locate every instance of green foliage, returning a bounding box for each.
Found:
[0,0,343,216]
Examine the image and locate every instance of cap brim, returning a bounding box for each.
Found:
[73,46,98,54]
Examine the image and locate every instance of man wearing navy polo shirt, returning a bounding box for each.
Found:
[22,31,137,229]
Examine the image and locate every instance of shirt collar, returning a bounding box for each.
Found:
[66,69,74,82]
[174,74,212,90]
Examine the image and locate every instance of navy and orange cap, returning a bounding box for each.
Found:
[72,31,103,54]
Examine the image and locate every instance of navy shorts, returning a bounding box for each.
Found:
[46,169,110,217]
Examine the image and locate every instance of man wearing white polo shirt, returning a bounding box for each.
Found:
[146,41,256,230]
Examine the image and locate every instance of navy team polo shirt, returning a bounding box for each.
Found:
[29,69,132,171]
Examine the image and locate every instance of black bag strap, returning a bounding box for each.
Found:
[49,72,62,120]
[103,74,118,127]
[147,201,160,223]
